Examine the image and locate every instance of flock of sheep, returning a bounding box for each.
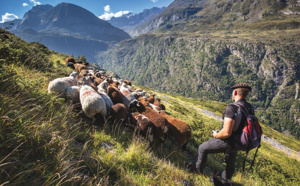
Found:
[48,57,192,147]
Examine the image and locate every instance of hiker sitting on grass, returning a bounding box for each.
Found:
[196,83,253,180]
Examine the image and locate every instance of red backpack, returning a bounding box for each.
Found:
[234,103,263,171]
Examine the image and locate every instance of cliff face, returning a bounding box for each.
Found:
[97,34,300,138]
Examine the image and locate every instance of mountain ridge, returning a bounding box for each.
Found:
[108,7,166,37]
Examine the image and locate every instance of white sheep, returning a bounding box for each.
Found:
[149,103,161,113]
[135,88,147,97]
[48,71,78,97]
[120,82,135,108]
[80,85,107,124]
[65,85,81,104]
[97,79,113,114]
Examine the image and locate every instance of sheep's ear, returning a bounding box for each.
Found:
[136,101,141,107]
[67,62,75,69]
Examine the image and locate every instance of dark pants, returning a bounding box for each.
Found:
[196,138,237,180]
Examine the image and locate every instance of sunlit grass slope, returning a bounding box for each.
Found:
[0,28,299,185]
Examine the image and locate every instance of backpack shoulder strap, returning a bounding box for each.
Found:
[233,103,249,116]
[250,104,255,115]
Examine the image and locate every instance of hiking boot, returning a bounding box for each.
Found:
[210,175,233,186]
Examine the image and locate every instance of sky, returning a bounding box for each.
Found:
[0,0,174,23]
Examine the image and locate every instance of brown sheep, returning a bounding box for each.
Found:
[153,98,166,111]
[67,63,88,73]
[94,78,104,86]
[109,103,128,124]
[110,81,120,89]
[94,72,102,79]
[129,112,154,142]
[123,80,132,86]
[146,94,155,104]
[128,98,168,140]
[159,111,192,147]
[79,69,89,77]
[65,57,75,66]
[107,86,123,105]
[107,77,114,85]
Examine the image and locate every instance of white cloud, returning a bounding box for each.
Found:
[0,13,19,23]
[99,11,130,20]
[99,5,130,20]
[104,5,110,13]
[151,0,158,2]
[29,0,41,6]
[23,3,29,7]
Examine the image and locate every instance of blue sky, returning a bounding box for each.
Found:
[0,0,173,23]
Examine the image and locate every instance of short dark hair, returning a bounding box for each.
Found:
[236,88,250,98]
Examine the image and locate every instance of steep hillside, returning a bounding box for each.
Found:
[1,28,300,185]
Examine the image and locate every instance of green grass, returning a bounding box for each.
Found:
[1,28,300,185]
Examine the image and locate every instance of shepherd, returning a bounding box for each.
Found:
[195,83,254,182]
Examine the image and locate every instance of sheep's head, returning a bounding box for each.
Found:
[67,62,75,69]
[98,79,109,90]
[65,57,75,64]
[77,76,91,85]
[128,99,144,112]
[138,96,149,107]
[95,72,102,78]
[69,71,79,78]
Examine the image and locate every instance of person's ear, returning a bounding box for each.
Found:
[234,90,237,96]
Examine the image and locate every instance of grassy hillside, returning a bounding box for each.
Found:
[1,28,300,185]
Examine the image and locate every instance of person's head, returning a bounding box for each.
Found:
[231,83,251,102]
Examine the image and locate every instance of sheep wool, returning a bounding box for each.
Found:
[130,112,154,142]
[109,103,128,124]
[128,99,168,140]
[98,80,113,114]
[65,85,81,104]
[48,71,78,96]
[80,85,107,123]
[160,111,192,147]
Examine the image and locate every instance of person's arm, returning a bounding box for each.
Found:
[213,117,235,139]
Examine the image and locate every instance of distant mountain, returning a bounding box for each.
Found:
[17,4,54,31]
[107,7,166,37]
[8,3,131,62]
[17,3,130,42]
[0,19,21,30]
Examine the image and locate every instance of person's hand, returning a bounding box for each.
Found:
[212,130,218,138]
